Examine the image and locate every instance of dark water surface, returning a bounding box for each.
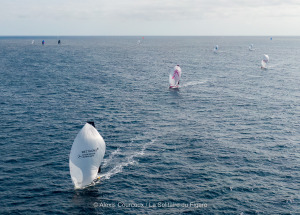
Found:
[0,36,299,214]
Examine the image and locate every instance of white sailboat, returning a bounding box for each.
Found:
[249,44,254,51]
[169,65,182,89]
[261,54,269,69]
[214,45,219,53]
[69,122,106,189]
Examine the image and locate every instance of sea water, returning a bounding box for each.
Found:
[0,36,299,214]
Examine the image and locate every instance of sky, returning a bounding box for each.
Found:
[0,0,300,36]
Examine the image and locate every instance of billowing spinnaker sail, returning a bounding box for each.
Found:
[263,54,269,63]
[69,122,106,189]
[261,54,269,68]
[169,65,182,87]
[214,45,218,52]
[169,73,175,86]
[249,44,254,50]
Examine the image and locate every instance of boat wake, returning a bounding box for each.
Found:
[98,139,156,180]
[101,148,121,168]
[182,80,208,87]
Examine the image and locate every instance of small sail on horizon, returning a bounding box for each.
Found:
[249,44,254,51]
[214,45,218,53]
[42,40,45,45]
[32,40,35,45]
[69,122,106,189]
[169,65,182,88]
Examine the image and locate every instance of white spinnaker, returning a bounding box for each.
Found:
[169,65,182,87]
[249,44,254,50]
[169,73,175,86]
[214,45,218,52]
[261,54,269,68]
[263,54,269,63]
[69,123,106,189]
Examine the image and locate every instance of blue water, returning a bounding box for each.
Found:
[0,36,299,214]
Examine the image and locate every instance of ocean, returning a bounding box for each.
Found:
[0,36,299,214]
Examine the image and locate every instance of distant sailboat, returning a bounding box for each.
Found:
[249,44,255,51]
[214,45,218,53]
[32,40,35,45]
[42,40,45,45]
[69,121,106,189]
[58,39,61,45]
[261,54,269,69]
[169,65,182,89]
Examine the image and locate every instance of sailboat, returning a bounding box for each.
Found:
[214,45,218,53]
[69,121,106,189]
[261,54,269,69]
[249,44,255,51]
[169,65,182,89]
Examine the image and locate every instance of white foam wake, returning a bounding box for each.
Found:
[98,139,156,180]
[182,80,208,87]
[101,147,121,168]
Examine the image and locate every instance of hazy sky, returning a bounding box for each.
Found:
[1,0,300,36]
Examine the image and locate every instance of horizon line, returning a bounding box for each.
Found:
[0,35,299,37]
